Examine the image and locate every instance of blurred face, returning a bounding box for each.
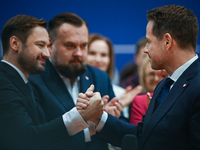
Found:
[50,23,88,78]
[136,46,147,70]
[87,40,110,72]
[18,26,50,77]
[144,61,168,92]
[144,21,167,70]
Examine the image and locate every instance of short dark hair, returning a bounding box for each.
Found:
[48,12,88,41]
[147,5,199,50]
[1,14,47,56]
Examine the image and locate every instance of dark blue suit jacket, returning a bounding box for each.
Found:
[0,62,73,150]
[29,59,115,150]
[97,57,200,150]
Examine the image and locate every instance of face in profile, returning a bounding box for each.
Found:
[144,21,167,70]
[50,23,88,78]
[87,39,110,72]
[17,26,50,76]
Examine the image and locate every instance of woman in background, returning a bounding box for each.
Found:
[87,33,142,119]
[130,56,168,125]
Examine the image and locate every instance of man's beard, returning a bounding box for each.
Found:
[53,56,87,79]
[18,44,45,75]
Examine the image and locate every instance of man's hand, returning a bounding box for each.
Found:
[76,84,94,110]
[103,96,123,118]
[119,85,143,107]
[76,85,104,124]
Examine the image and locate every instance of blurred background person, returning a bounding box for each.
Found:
[119,37,147,119]
[87,33,142,119]
[130,56,168,125]
[120,37,147,89]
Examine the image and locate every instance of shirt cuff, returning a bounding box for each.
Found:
[84,121,97,142]
[62,107,88,136]
[84,128,91,142]
[96,111,108,132]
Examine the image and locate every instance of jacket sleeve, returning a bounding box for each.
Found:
[0,79,71,150]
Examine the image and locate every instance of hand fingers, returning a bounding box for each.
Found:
[102,95,109,108]
[117,100,123,108]
[78,93,89,100]
[125,85,132,93]
[76,97,90,109]
[90,92,104,106]
[114,103,121,118]
[107,97,118,107]
[102,95,109,100]
[131,85,143,95]
[76,106,84,110]
[86,84,95,97]
[115,101,122,112]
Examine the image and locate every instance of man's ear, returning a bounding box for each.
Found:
[164,33,173,51]
[10,36,21,52]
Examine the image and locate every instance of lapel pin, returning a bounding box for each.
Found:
[85,76,89,80]
[183,84,186,87]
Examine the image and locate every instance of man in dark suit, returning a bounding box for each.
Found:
[78,5,200,150]
[29,12,122,150]
[0,14,104,150]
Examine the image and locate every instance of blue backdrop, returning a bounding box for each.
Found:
[0,0,199,71]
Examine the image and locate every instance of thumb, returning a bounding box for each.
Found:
[86,84,94,97]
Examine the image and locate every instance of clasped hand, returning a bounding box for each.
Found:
[76,84,123,124]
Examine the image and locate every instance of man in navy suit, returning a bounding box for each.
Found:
[0,14,104,150]
[78,5,200,150]
[29,12,122,150]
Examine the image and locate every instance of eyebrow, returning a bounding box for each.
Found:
[35,41,49,45]
[64,42,88,45]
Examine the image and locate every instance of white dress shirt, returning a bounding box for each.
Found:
[61,76,92,142]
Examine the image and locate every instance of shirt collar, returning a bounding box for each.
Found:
[60,75,80,87]
[169,54,198,82]
[1,60,28,83]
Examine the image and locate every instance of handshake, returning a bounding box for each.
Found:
[76,84,123,124]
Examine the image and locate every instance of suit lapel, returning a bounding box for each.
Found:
[140,58,200,148]
[41,59,75,110]
[143,79,164,125]
[14,77,40,123]
[0,62,40,123]
[80,67,94,93]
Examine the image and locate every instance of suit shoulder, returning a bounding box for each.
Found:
[0,68,16,87]
[87,65,110,77]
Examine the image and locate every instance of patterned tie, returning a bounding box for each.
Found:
[154,78,174,110]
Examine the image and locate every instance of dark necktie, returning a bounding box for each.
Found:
[154,78,174,110]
